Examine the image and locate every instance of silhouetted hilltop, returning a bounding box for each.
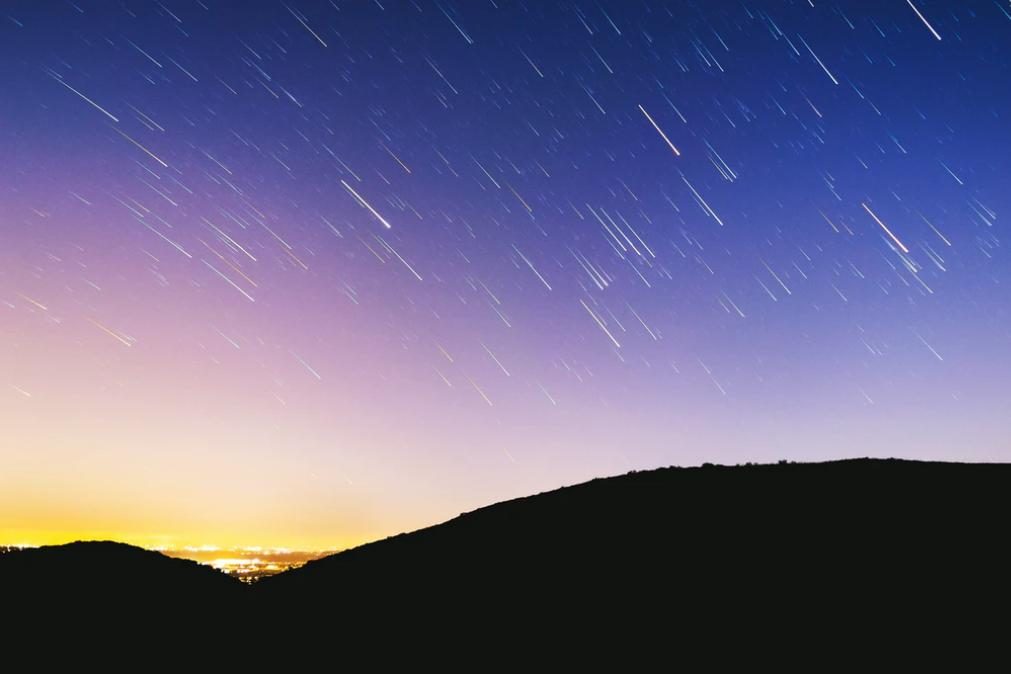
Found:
[1,540,244,622]
[256,458,1011,637]
[5,459,1010,649]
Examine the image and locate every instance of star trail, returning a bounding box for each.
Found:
[1,0,1009,550]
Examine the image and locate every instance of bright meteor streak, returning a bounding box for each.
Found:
[638,104,681,156]
[48,71,120,122]
[907,0,942,41]
[862,202,910,254]
[342,180,393,229]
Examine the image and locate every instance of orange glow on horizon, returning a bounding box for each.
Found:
[0,527,369,554]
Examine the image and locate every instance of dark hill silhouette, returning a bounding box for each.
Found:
[1,540,245,628]
[4,459,1009,653]
[255,458,1011,643]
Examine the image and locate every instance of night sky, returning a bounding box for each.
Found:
[2,0,1009,549]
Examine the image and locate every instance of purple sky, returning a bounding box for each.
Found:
[2,0,1009,549]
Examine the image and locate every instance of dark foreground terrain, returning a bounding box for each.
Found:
[4,458,1009,652]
